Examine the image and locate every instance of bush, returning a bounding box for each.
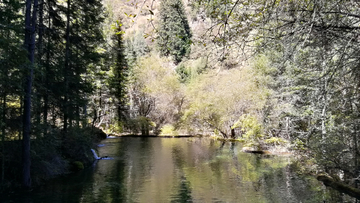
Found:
[126,116,155,135]
[160,124,179,136]
[232,114,264,147]
[71,161,84,171]
[264,137,288,146]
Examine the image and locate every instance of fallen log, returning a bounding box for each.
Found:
[317,174,360,199]
[242,147,270,154]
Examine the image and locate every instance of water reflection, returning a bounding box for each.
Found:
[3,137,357,202]
[171,145,193,203]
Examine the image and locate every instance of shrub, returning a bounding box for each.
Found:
[264,137,288,146]
[71,161,84,171]
[160,124,179,136]
[232,114,264,146]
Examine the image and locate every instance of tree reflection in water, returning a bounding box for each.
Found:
[4,137,357,203]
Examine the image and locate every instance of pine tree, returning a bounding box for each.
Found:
[0,0,25,184]
[157,0,192,63]
[60,0,106,131]
[109,20,128,124]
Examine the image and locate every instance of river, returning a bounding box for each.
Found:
[2,137,356,202]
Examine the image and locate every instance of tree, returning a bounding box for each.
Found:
[0,0,109,188]
[129,54,183,134]
[125,30,150,68]
[57,0,106,131]
[23,0,38,189]
[0,0,25,184]
[109,20,128,125]
[182,64,269,139]
[252,0,360,179]
[157,0,192,63]
[192,0,360,180]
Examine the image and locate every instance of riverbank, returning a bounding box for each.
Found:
[116,133,293,157]
[117,134,202,138]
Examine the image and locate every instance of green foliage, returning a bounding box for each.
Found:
[126,116,154,135]
[182,66,269,137]
[292,138,306,151]
[175,64,190,83]
[228,0,360,179]
[125,31,150,67]
[264,137,287,146]
[3,0,360,189]
[110,121,124,133]
[160,124,179,136]
[157,0,192,63]
[0,0,121,189]
[133,55,180,95]
[129,54,184,131]
[175,57,208,83]
[234,114,263,142]
[108,18,129,122]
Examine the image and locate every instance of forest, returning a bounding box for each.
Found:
[1,0,360,197]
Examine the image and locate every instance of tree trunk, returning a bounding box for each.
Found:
[230,126,235,139]
[43,8,52,136]
[1,95,6,183]
[63,0,71,132]
[34,0,44,135]
[204,120,228,138]
[23,0,38,189]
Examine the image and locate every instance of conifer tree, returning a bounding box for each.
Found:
[109,20,128,124]
[157,0,192,63]
[60,0,105,131]
[0,0,25,184]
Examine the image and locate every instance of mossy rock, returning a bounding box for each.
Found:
[71,161,84,171]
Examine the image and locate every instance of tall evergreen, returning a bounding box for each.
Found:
[157,0,192,63]
[60,0,106,131]
[0,0,109,188]
[109,20,128,124]
[0,0,25,184]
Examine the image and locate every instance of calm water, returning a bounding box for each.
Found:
[2,137,356,202]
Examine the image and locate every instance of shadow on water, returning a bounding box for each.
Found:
[3,165,98,203]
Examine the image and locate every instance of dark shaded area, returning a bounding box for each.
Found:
[0,127,107,192]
